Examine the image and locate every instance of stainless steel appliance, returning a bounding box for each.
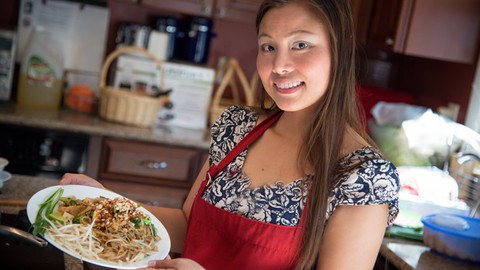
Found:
[0,210,65,269]
[155,16,178,60]
[0,124,89,178]
[0,29,16,101]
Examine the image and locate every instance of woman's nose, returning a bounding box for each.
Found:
[272,50,294,74]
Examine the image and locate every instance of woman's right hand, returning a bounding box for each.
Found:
[59,173,105,189]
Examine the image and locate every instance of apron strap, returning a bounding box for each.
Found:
[207,110,283,178]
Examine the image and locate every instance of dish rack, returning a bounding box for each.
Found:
[449,153,480,217]
[98,46,164,127]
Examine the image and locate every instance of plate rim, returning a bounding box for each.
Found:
[27,184,171,269]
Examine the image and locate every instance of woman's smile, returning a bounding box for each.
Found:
[274,81,304,94]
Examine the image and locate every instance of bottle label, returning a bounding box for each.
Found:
[26,55,55,88]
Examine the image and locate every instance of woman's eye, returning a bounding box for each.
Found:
[293,42,309,50]
[260,44,275,52]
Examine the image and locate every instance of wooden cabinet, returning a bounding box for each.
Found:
[351,0,480,64]
[141,0,214,17]
[394,0,480,64]
[352,0,480,64]
[215,0,262,23]
[350,0,403,50]
[140,0,260,23]
[350,0,373,45]
[98,138,207,208]
[366,0,403,50]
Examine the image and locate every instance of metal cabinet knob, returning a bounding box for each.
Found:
[217,7,227,17]
[385,37,394,46]
[140,160,168,170]
[201,4,212,14]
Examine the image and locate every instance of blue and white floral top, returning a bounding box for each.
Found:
[203,106,399,226]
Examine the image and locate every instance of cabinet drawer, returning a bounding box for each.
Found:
[100,138,205,188]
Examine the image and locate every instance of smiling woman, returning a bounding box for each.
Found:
[59,1,399,270]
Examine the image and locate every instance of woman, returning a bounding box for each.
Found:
[61,0,399,269]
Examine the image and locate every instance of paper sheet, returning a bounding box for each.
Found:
[16,0,109,73]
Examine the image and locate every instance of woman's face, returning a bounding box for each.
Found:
[257,2,331,113]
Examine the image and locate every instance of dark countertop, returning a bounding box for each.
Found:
[1,174,479,270]
[0,174,83,270]
[381,237,480,270]
[0,102,210,149]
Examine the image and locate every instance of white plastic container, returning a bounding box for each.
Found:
[17,26,64,109]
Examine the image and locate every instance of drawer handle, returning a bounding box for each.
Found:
[140,160,168,170]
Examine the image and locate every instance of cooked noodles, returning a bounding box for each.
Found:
[41,195,160,264]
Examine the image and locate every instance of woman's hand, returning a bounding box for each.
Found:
[59,173,105,189]
[137,258,206,270]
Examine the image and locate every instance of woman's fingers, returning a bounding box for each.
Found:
[59,173,105,188]
[147,258,205,270]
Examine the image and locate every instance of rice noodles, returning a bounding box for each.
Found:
[42,195,160,264]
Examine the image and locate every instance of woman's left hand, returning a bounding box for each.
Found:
[128,258,206,270]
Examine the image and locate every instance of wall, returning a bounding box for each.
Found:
[466,56,480,132]
[393,55,477,124]
[104,1,259,78]
[1,0,478,125]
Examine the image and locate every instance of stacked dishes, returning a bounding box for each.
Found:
[0,157,11,189]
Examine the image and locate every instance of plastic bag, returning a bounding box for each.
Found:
[371,101,428,126]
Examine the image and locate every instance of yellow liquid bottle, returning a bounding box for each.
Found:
[17,26,64,109]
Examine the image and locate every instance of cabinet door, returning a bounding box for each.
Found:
[141,0,214,17]
[397,0,480,64]
[215,0,262,23]
[350,0,403,50]
[366,0,403,50]
[350,0,374,45]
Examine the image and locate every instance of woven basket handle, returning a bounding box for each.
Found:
[212,58,254,107]
[99,46,165,92]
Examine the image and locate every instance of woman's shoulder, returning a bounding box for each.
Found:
[212,105,258,128]
[341,146,391,165]
[210,105,259,145]
[338,146,399,192]
[333,146,400,225]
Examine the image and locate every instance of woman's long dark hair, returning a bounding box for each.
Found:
[256,1,372,268]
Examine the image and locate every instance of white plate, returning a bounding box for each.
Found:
[27,185,171,269]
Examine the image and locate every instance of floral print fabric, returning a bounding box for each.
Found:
[203,106,399,226]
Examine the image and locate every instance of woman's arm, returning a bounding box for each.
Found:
[59,160,210,254]
[316,204,388,270]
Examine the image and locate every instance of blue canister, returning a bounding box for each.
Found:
[176,16,215,65]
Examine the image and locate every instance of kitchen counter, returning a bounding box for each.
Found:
[380,237,480,270]
[0,102,210,149]
[1,174,479,270]
[0,174,83,270]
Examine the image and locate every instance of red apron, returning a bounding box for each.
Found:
[182,111,306,270]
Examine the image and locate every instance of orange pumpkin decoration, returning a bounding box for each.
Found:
[65,84,97,113]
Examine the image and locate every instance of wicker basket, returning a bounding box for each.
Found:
[209,58,254,125]
[98,46,164,127]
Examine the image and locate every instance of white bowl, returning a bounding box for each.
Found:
[0,157,8,171]
[0,170,12,189]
